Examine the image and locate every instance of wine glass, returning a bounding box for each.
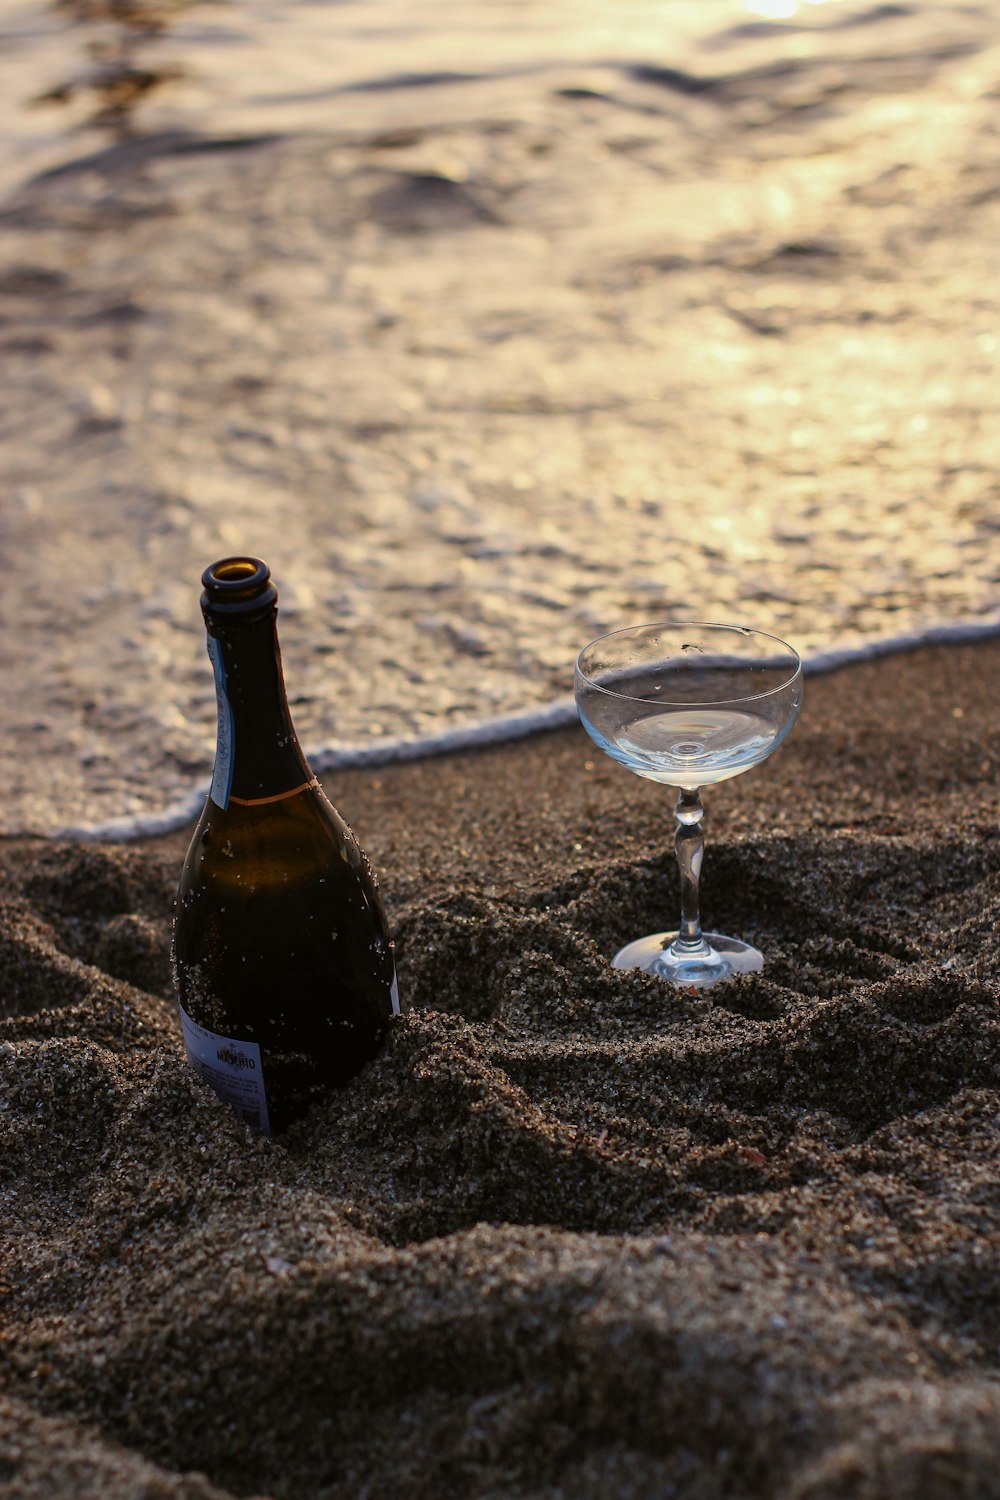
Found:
[574,622,803,988]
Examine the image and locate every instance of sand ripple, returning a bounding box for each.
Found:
[2,825,999,1498]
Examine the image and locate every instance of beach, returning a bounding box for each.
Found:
[3,639,1000,1498]
[2,0,1000,1494]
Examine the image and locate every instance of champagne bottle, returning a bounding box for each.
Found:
[173,556,399,1135]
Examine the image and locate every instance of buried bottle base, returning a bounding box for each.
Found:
[611,931,764,989]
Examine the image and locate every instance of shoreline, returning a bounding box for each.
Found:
[29,617,1000,844]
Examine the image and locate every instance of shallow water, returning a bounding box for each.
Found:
[1,0,998,835]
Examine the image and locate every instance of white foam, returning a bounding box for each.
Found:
[47,616,1000,844]
[802,618,1000,674]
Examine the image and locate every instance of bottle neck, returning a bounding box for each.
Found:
[205,606,313,808]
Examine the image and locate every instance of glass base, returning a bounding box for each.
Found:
[611,931,763,989]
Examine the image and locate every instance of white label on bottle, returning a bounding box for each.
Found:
[180,1005,271,1135]
[207,635,234,810]
[390,972,400,1016]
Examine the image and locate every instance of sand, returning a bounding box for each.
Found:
[2,639,1000,1499]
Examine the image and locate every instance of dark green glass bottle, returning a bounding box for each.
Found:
[173,557,398,1135]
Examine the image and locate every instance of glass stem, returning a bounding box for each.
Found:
[672,787,709,954]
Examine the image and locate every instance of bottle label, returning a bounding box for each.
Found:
[207,635,234,810]
[179,1005,271,1135]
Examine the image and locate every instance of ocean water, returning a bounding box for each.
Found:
[1,0,998,836]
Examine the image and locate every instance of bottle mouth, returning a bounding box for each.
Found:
[201,557,278,615]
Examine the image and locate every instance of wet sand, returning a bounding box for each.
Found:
[2,639,1000,1499]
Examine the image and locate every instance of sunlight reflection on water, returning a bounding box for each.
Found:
[745,0,834,17]
[0,0,998,833]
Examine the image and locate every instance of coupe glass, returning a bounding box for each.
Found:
[575,622,803,988]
